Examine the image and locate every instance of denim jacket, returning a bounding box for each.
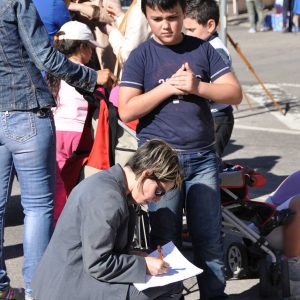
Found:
[0,0,97,111]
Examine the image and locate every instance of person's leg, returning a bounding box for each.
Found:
[281,195,300,297]
[288,0,295,31]
[213,113,234,158]
[54,131,67,225]
[269,170,300,206]
[0,137,14,292]
[246,0,257,31]
[148,188,183,250]
[282,0,290,30]
[4,111,55,298]
[283,195,300,257]
[127,281,183,300]
[254,0,265,30]
[292,14,300,31]
[184,149,227,300]
[54,131,81,224]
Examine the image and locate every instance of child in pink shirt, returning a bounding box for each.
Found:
[48,21,101,224]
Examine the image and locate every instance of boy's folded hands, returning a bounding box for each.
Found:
[167,62,200,95]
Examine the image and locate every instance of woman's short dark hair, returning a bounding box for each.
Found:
[126,139,182,189]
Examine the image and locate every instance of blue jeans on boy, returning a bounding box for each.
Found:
[148,146,227,300]
[0,110,55,297]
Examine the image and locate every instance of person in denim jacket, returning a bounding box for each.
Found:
[0,0,114,299]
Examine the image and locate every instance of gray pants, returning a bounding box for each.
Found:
[246,0,264,30]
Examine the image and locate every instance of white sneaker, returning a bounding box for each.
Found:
[260,26,270,32]
[248,28,256,33]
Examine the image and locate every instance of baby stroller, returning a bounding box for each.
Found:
[220,163,294,299]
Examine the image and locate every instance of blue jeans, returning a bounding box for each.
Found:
[0,110,55,297]
[148,187,183,249]
[149,146,227,300]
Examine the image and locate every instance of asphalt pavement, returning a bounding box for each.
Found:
[5,17,300,300]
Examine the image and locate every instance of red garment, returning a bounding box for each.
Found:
[126,119,138,131]
[87,96,110,170]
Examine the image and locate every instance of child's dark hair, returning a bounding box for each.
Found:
[141,0,186,16]
[47,31,88,100]
[185,0,220,26]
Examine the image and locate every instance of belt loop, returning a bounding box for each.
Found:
[36,109,46,117]
[36,107,51,117]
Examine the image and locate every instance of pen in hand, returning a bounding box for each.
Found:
[144,245,169,275]
[157,245,169,275]
[157,245,164,261]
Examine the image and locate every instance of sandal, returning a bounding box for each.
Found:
[0,287,24,300]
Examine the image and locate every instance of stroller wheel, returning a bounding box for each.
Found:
[226,242,248,279]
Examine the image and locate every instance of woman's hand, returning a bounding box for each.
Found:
[69,2,113,23]
[145,257,169,276]
[106,2,123,19]
[68,2,99,19]
[105,22,117,35]
[98,7,114,23]
[96,69,116,88]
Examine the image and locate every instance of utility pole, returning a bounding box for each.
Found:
[219,0,228,46]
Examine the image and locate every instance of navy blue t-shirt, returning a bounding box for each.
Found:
[120,35,230,151]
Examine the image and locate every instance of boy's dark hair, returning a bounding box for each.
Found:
[141,0,186,16]
[185,0,220,26]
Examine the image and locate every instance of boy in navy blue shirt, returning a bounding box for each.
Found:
[119,1,242,299]
[184,0,235,158]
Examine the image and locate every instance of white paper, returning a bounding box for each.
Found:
[134,241,202,291]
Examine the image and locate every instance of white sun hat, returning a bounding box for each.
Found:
[57,21,101,48]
